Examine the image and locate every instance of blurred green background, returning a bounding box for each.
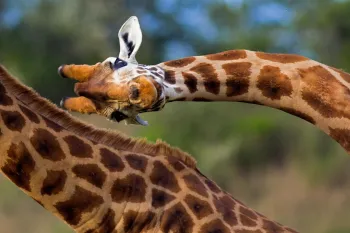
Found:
[1,0,350,232]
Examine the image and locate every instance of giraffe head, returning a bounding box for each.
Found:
[59,16,167,125]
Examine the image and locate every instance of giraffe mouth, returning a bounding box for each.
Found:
[110,110,129,122]
[109,109,149,126]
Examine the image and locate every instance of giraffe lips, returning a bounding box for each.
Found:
[110,110,129,122]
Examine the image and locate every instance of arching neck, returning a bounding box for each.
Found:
[158,50,350,154]
[0,66,194,232]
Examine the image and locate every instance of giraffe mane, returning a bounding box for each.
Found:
[0,65,197,168]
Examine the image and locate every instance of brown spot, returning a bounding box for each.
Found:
[151,188,176,209]
[43,118,63,132]
[207,50,247,60]
[164,57,196,68]
[302,91,338,118]
[223,62,251,97]
[279,107,315,124]
[329,128,350,152]
[183,173,208,197]
[137,70,148,74]
[2,142,35,191]
[1,110,25,132]
[240,213,257,227]
[19,105,40,124]
[64,135,93,158]
[55,186,103,226]
[239,206,258,220]
[184,194,213,220]
[164,70,176,84]
[0,92,13,106]
[199,219,230,233]
[182,72,198,93]
[190,63,220,95]
[123,210,156,233]
[256,52,309,63]
[262,219,284,232]
[150,161,180,193]
[111,174,146,203]
[221,195,237,208]
[125,154,148,173]
[94,208,116,233]
[174,87,183,93]
[100,148,124,172]
[213,196,238,226]
[151,78,164,99]
[205,179,221,194]
[166,155,185,171]
[30,128,65,161]
[41,170,67,195]
[299,65,350,119]
[192,97,212,102]
[149,67,158,71]
[72,164,106,189]
[160,202,194,233]
[257,65,292,100]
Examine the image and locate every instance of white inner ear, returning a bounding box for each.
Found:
[118,16,142,64]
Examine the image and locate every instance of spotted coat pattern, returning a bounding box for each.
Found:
[159,50,350,156]
[4,46,350,232]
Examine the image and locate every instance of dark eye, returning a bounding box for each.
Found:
[113,58,128,70]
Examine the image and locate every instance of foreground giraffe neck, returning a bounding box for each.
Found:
[159,50,350,154]
[0,66,298,232]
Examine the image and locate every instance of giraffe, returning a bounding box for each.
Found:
[0,63,298,232]
[60,16,350,156]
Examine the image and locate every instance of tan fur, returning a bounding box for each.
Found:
[61,64,99,82]
[131,76,158,108]
[0,65,197,168]
[63,96,97,114]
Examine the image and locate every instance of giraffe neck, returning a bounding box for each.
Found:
[0,66,195,232]
[159,49,350,154]
[0,65,299,232]
[0,66,135,232]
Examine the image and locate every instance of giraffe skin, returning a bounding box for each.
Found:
[157,50,350,154]
[56,16,350,233]
[0,65,296,232]
[61,49,350,155]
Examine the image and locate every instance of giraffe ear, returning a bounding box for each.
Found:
[118,16,142,64]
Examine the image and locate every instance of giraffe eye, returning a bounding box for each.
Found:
[113,58,128,70]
